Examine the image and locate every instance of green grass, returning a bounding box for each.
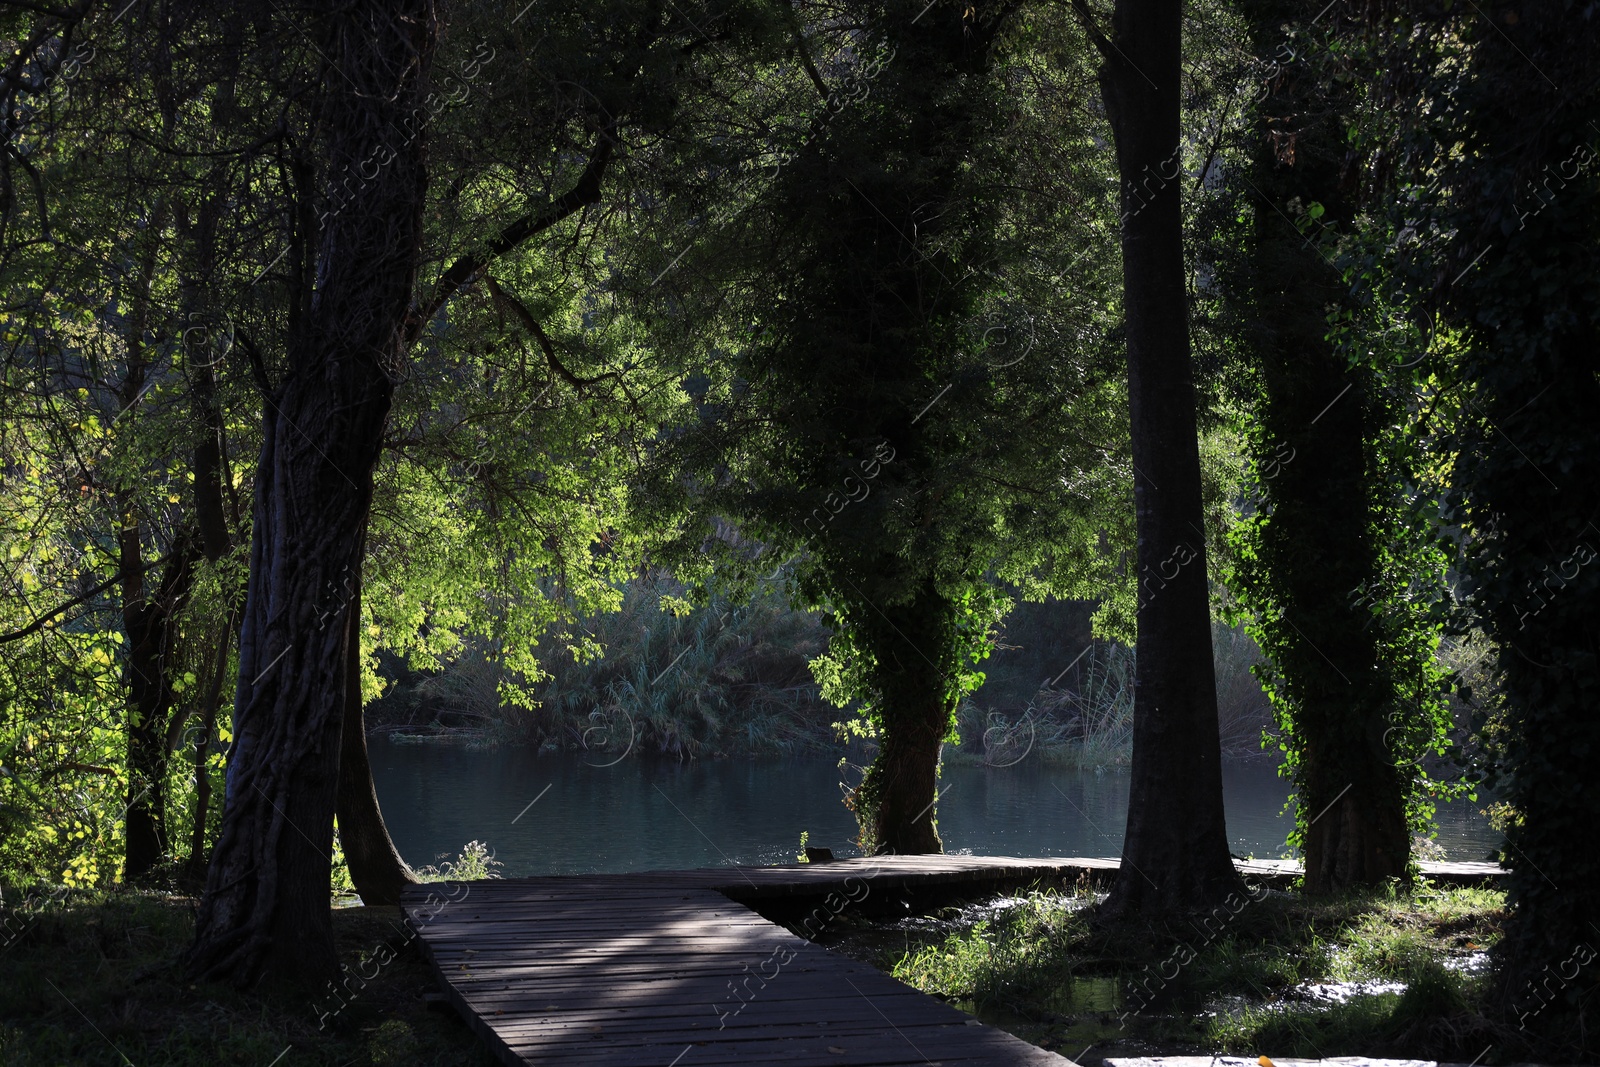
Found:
[0,889,490,1066]
[843,881,1513,1062]
[1206,958,1474,1056]
[893,888,1098,1006]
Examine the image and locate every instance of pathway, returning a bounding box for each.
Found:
[401,855,1503,1066]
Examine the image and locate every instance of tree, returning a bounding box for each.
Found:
[1072,0,1241,913]
[0,0,261,887]
[1385,0,1600,1029]
[186,0,440,984]
[639,0,1128,854]
[1220,0,1451,893]
[187,0,735,971]
[1321,0,1598,1038]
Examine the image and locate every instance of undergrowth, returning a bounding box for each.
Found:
[837,881,1529,1062]
[0,889,489,1066]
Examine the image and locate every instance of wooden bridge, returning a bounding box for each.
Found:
[400,855,1503,1067]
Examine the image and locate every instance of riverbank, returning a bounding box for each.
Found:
[5,874,1554,1066]
[814,881,1588,1064]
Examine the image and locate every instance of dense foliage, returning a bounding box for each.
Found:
[630,0,1133,851]
[1213,0,1457,892]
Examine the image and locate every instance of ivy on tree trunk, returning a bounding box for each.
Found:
[1226,0,1421,894]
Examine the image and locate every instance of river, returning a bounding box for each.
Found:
[369,746,1498,877]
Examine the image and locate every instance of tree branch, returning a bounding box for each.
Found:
[782,1,833,104]
[405,133,615,347]
[483,276,620,389]
[1066,0,1116,64]
[235,327,275,398]
[0,556,169,645]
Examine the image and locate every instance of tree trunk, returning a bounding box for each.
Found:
[117,205,201,883]
[866,716,944,855]
[335,566,417,904]
[185,610,235,880]
[1256,341,1412,893]
[1302,783,1409,893]
[1088,0,1242,915]
[1237,0,1410,892]
[1416,0,1600,1013]
[122,528,199,881]
[173,110,234,567]
[1247,319,1412,894]
[187,246,232,562]
[852,579,951,856]
[186,0,437,987]
[172,162,237,881]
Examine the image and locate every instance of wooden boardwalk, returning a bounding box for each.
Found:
[401,856,1504,1067]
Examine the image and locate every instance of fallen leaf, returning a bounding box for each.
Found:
[1259,1057,1276,1067]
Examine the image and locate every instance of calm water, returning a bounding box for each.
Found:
[370,747,1500,877]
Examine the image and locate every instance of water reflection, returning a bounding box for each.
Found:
[369,747,1499,879]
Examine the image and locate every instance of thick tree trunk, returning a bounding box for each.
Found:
[335,568,417,905]
[867,723,943,855]
[1302,784,1409,893]
[865,690,945,856]
[187,0,436,987]
[1252,353,1413,895]
[1418,0,1600,1013]
[1089,0,1242,915]
[1261,349,1412,894]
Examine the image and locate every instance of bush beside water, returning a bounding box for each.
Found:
[360,583,1512,782]
[367,579,1279,764]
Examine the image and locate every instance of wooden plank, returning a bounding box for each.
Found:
[499,1032,1061,1065]
[457,995,964,1029]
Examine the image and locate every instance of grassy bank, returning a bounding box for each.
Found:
[0,888,489,1066]
[815,881,1574,1063]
